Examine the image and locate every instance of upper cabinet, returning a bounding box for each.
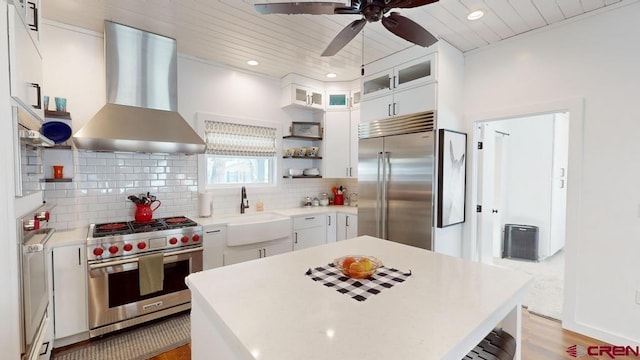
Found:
[12,0,41,44]
[325,90,349,110]
[281,74,324,110]
[8,3,44,119]
[362,54,435,101]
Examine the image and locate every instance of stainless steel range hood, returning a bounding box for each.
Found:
[73,21,205,154]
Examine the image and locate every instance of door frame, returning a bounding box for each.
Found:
[465,98,584,326]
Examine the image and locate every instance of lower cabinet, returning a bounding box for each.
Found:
[326,212,337,243]
[52,244,88,340]
[224,238,292,266]
[293,214,327,250]
[337,213,358,241]
[203,225,226,270]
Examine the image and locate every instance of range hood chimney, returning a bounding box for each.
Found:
[73,21,206,154]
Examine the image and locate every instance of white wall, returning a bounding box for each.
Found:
[463,1,640,346]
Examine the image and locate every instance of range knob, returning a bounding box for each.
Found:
[93,247,104,256]
[181,236,189,244]
[108,245,119,254]
[192,234,200,242]
[137,242,147,250]
[169,237,178,245]
[123,243,133,252]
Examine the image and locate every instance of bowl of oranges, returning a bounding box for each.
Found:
[333,255,383,279]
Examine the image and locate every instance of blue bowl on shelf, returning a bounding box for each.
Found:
[40,121,72,144]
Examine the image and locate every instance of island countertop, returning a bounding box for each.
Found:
[186,236,531,360]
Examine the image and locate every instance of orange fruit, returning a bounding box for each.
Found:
[342,256,356,270]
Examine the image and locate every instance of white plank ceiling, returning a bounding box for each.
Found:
[42,0,629,81]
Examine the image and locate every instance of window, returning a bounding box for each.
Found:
[203,120,277,187]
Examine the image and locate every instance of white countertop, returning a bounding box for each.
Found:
[47,226,88,247]
[186,236,531,360]
[195,205,357,226]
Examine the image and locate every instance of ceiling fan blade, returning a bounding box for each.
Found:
[254,2,356,15]
[381,12,438,48]
[321,18,367,56]
[384,0,439,9]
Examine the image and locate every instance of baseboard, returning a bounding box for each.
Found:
[563,319,640,348]
[53,332,90,349]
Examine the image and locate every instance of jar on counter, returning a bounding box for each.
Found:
[319,193,329,206]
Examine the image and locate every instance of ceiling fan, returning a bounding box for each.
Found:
[254,0,440,56]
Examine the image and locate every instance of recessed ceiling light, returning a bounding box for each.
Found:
[247,60,259,66]
[326,73,337,78]
[467,9,484,21]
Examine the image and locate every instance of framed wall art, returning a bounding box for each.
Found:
[291,122,322,138]
[437,129,467,228]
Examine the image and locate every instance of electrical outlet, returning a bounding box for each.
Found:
[636,290,640,305]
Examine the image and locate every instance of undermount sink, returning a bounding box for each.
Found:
[225,213,292,246]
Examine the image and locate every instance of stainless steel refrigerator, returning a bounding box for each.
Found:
[358,112,435,250]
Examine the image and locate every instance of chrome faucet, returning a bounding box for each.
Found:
[240,186,249,214]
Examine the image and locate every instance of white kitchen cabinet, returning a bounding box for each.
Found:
[362,54,435,101]
[326,212,337,243]
[282,84,324,110]
[203,225,225,270]
[323,108,359,178]
[292,214,327,250]
[323,111,350,178]
[12,0,40,44]
[350,87,361,109]
[337,213,358,241]
[39,246,54,360]
[325,90,350,110]
[281,73,325,110]
[361,82,436,123]
[8,3,44,119]
[349,108,359,178]
[224,238,292,266]
[38,311,53,360]
[52,244,88,340]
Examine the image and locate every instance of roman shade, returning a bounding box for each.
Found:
[204,121,277,157]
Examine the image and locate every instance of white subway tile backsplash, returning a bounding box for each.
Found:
[44,149,358,231]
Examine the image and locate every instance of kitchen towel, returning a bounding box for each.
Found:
[305,263,411,302]
[139,253,164,296]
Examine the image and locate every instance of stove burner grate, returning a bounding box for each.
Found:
[91,216,199,237]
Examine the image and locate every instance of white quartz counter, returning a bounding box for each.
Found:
[195,205,357,227]
[187,236,531,360]
[47,226,88,247]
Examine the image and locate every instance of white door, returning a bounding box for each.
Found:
[476,123,496,263]
[477,123,509,262]
[491,132,508,257]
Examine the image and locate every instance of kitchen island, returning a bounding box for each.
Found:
[186,236,531,360]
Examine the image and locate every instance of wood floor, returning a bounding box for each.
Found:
[151,308,627,360]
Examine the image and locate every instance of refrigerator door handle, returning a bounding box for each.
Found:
[376,152,383,238]
[382,151,390,239]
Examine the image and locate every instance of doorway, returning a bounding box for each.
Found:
[474,112,569,321]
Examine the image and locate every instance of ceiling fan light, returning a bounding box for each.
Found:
[247,60,259,66]
[326,73,337,78]
[467,10,484,21]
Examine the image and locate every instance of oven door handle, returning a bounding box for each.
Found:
[88,247,203,270]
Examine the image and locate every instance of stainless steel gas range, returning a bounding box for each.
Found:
[86,216,203,337]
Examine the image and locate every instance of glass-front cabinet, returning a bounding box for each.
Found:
[283,84,324,110]
[362,53,436,101]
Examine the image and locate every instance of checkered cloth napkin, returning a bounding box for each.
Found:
[305,263,412,302]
